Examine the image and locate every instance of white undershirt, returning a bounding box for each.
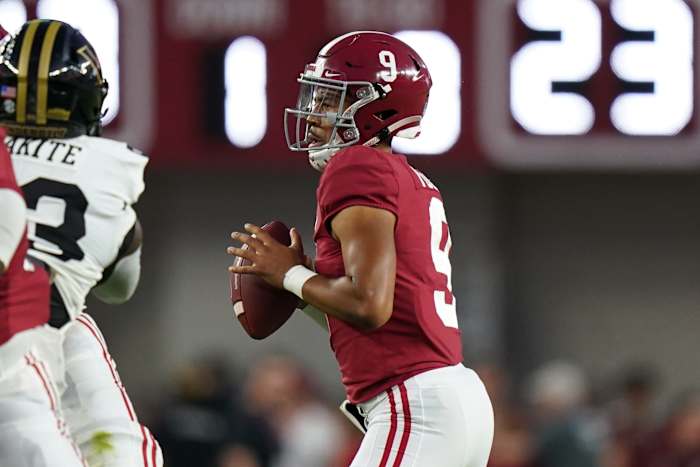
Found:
[0,188,27,271]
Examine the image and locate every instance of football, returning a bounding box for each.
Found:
[229,220,300,339]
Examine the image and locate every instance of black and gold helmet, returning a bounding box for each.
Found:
[0,19,108,138]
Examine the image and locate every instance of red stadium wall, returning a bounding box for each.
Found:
[3,0,700,170]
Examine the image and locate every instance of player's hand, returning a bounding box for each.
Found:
[227,223,304,289]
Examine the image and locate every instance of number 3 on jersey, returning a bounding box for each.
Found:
[22,178,88,261]
[429,197,458,328]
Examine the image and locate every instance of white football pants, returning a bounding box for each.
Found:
[61,313,163,467]
[351,364,494,467]
[0,325,86,467]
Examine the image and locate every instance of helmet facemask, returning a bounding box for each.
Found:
[284,74,381,171]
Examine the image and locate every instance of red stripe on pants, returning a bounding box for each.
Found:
[140,425,150,467]
[378,389,398,467]
[149,428,159,467]
[77,316,150,467]
[76,316,136,421]
[25,354,56,410]
[392,383,412,466]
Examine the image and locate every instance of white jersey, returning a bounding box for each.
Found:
[6,135,146,320]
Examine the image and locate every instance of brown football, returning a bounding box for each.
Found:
[229,221,300,339]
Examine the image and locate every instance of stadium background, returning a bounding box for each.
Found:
[2,0,699,466]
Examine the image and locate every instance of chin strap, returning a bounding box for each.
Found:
[363,115,423,147]
[308,146,339,171]
[308,128,347,171]
[309,114,424,171]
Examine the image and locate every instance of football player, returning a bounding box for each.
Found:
[0,20,162,467]
[227,31,494,466]
[1,126,86,466]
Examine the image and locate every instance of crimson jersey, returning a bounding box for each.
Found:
[0,130,50,345]
[314,146,462,403]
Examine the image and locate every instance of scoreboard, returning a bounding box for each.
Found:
[1,0,698,169]
[481,0,700,168]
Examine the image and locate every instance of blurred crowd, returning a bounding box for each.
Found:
[153,354,360,467]
[484,361,700,467]
[151,355,700,467]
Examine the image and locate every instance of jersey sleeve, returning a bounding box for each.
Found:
[317,147,399,228]
[114,144,147,205]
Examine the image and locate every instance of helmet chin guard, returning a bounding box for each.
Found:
[284,31,432,171]
[308,146,339,172]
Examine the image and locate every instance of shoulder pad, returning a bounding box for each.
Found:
[76,136,147,204]
[77,136,148,160]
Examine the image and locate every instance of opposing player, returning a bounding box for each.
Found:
[0,20,162,467]
[227,31,494,466]
[1,126,87,466]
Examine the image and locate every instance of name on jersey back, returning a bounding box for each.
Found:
[4,136,82,166]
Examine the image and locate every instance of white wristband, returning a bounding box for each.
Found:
[283,265,318,299]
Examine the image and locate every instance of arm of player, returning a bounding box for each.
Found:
[0,188,27,274]
[228,206,396,331]
[92,219,142,304]
[298,205,396,330]
[295,256,330,332]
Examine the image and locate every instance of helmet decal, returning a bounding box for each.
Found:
[76,45,103,83]
[36,21,63,125]
[15,19,40,125]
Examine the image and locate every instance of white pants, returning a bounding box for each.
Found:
[351,364,494,467]
[0,325,86,467]
[61,313,163,467]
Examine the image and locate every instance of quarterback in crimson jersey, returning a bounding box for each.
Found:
[228,31,494,466]
[314,145,463,403]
